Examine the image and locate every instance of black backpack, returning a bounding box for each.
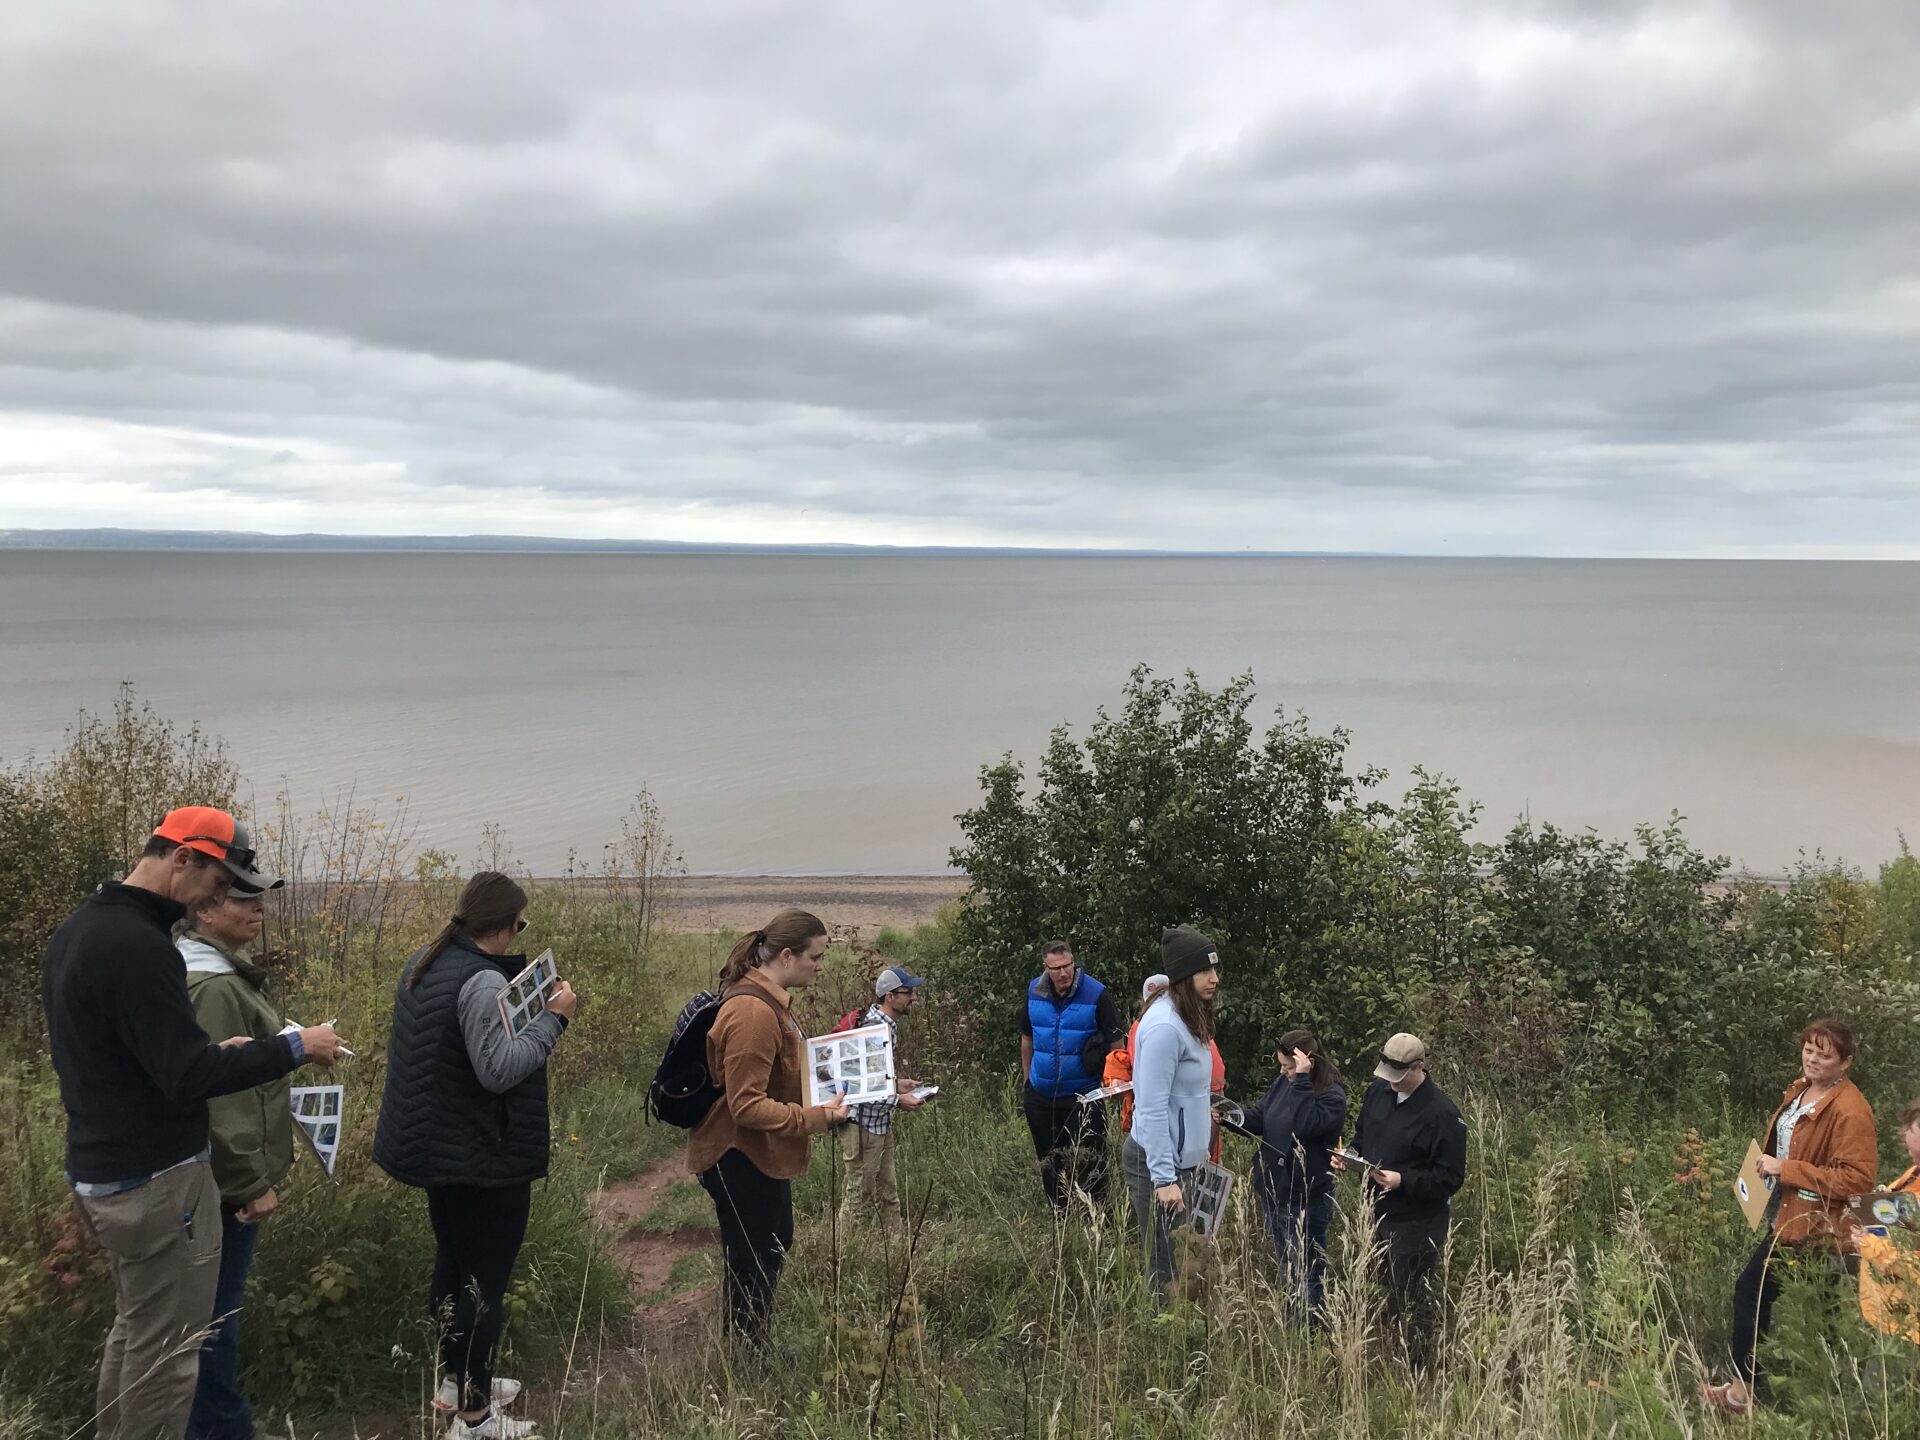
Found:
[646,985,782,1129]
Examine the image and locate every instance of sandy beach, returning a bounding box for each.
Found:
[659,874,967,939]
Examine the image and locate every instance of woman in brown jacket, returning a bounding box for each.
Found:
[1702,1017,1877,1414]
[688,909,848,1345]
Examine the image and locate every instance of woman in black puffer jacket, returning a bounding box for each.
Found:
[1239,1028,1346,1320]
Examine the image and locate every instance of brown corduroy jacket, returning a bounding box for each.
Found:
[1761,1075,1878,1246]
[687,967,835,1179]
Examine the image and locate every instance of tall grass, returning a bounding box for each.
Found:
[576,1072,1920,1439]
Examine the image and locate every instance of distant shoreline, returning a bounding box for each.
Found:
[655,873,968,937]
[633,870,1790,938]
[0,527,1395,558]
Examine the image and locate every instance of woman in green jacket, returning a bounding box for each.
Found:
[180,875,292,1440]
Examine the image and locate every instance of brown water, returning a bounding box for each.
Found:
[1,552,1914,875]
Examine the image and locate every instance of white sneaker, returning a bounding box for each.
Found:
[448,1408,537,1440]
[434,1377,525,1413]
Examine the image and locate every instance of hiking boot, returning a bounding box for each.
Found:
[434,1377,523,1414]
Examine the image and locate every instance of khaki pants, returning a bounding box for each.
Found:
[74,1161,223,1440]
[838,1123,899,1226]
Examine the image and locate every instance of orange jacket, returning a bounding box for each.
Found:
[1106,1019,1226,1160]
[1760,1076,1877,1246]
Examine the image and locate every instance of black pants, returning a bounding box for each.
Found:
[1022,1085,1109,1208]
[699,1148,794,1342]
[1376,1212,1447,1365]
[426,1182,532,1414]
[1729,1237,1783,1384]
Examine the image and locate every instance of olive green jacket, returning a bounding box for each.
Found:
[180,934,296,1207]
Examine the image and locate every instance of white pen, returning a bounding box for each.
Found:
[285,1017,355,1058]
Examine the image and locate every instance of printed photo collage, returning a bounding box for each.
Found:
[498,949,560,1041]
[290,1084,345,1178]
[1186,1160,1234,1238]
[805,1022,896,1108]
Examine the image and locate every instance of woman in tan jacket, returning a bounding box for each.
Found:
[1702,1017,1877,1415]
[688,909,848,1345]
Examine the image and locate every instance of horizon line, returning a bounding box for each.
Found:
[2,525,1915,562]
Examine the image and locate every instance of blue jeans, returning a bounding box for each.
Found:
[188,1211,259,1440]
[1261,1188,1334,1318]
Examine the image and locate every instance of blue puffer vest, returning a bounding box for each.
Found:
[373,934,550,1188]
[1026,972,1106,1098]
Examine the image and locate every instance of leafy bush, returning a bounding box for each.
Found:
[950,668,1918,1122]
[19,681,238,873]
[947,666,1396,1077]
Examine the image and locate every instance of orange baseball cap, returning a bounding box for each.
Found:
[151,806,280,890]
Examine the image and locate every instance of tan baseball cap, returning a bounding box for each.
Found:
[1373,1032,1427,1082]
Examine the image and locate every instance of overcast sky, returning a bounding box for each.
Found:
[2,0,1916,555]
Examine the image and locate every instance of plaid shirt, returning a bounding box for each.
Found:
[853,1003,901,1136]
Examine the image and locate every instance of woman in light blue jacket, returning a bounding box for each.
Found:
[1120,926,1223,1301]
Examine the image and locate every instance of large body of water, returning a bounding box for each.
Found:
[1,552,1914,876]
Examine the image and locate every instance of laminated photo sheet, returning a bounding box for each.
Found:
[1186,1160,1235,1238]
[498,950,559,1040]
[290,1084,345,1179]
[805,1023,896,1108]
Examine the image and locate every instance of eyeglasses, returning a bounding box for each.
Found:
[180,835,257,870]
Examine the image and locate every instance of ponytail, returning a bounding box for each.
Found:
[719,908,826,987]
[409,870,528,988]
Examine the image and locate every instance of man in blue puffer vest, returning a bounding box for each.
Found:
[1017,940,1125,1209]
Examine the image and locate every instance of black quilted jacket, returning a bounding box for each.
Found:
[373,935,550,1188]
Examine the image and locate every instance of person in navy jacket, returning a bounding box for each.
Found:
[1017,941,1124,1209]
[1239,1028,1346,1319]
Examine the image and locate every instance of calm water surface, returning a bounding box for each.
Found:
[0,553,1914,875]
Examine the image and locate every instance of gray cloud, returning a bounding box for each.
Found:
[1,0,1916,552]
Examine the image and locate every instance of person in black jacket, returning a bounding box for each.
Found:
[1239,1028,1346,1319]
[1334,1032,1466,1365]
[373,872,575,1440]
[40,807,344,1440]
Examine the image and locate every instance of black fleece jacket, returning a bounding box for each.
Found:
[1348,1076,1467,1224]
[1241,1073,1347,1206]
[41,882,301,1185]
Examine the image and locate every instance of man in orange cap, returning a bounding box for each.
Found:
[39,807,345,1440]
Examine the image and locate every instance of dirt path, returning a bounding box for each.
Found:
[588,1147,717,1358]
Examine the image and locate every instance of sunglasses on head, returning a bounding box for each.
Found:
[181,835,257,870]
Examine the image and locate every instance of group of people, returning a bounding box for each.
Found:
[37,810,1919,1440]
[683,918,1468,1362]
[1012,926,1464,1354]
[40,809,574,1440]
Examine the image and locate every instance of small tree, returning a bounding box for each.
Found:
[947,666,1397,1076]
[598,788,685,956]
[0,774,112,1038]
[27,682,239,872]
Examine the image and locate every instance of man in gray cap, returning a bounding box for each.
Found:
[836,964,928,1226]
[1336,1032,1466,1365]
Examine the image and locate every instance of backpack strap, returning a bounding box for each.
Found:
[719,982,797,1039]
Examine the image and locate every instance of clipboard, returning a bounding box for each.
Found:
[1849,1188,1920,1233]
[1733,1140,1777,1230]
[1333,1145,1379,1175]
